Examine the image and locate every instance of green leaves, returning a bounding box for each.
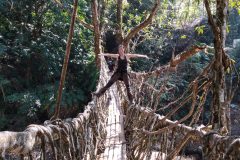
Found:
[0,0,97,129]
[180,35,187,39]
[230,0,240,9]
[195,25,205,35]
[229,0,240,14]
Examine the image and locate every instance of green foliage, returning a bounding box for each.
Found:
[230,0,240,14]
[180,35,187,39]
[0,0,97,130]
[195,25,205,35]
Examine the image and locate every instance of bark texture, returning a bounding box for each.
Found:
[92,0,102,67]
[204,0,229,134]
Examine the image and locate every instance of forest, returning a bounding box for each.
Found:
[0,0,240,159]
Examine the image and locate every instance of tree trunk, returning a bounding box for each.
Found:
[51,0,78,120]
[212,36,226,133]
[204,0,229,134]
[116,0,123,44]
[92,0,102,68]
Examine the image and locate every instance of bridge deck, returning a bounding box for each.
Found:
[98,86,126,160]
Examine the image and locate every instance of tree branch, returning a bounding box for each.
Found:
[123,0,161,45]
[133,45,206,78]
[166,130,202,160]
[170,45,207,67]
[116,0,123,41]
[99,0,107,31]
[225,139,240,159]
[117,0,123,32]
[52,0,94,30]
[142,81,198,135]
[203,0,218,35]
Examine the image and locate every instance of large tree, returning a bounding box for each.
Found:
[204,0,231,135]
[90,0,161,65]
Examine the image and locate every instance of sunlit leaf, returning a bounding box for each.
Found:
[195,25,205,35]
[180,35,187,39]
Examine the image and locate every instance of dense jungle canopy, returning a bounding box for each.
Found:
[0,0,240,133]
